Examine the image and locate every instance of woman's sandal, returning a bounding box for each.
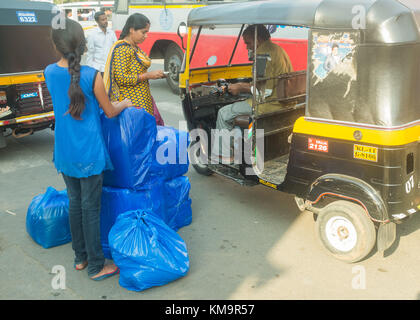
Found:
[74,261,88,271]
[90,266,119,281]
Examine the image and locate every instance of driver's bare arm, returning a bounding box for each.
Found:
[227,82,252,96]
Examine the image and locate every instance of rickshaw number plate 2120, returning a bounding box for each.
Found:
[308,138,328,152]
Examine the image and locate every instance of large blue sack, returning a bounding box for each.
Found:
[100,184,165,259]
[26,187,71,249]
[162,176,192,231]
[109,210,189,292]
[149,126,190,181]
[100,177,192,258]
[101,108,157,190]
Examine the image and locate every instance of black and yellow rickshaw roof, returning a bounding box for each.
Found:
[187,0,420,44]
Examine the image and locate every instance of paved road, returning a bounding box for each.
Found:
[1,61,420,300]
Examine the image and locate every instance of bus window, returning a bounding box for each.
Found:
[115,0,129,13]
[77,9,96,21]
[65,9,73,18]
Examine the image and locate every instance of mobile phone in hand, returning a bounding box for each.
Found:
[163,71,170,77]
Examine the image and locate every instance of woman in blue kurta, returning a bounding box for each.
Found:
[44,18,132,281]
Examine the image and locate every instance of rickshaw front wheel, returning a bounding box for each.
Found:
[189,140,213,176]
[315,200,376,263]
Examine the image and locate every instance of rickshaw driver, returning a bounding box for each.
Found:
[213,24,293,163]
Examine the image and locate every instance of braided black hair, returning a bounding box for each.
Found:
[51,18,87,120]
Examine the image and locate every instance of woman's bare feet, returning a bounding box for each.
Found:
[74,261,88,270]
[90,263,119,281]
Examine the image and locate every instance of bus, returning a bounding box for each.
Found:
[58,1,114,31]
[112,0,308,93]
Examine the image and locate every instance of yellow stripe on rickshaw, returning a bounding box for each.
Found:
[293,117,420,147]
[0,111,54,127]
[0,73,45,86]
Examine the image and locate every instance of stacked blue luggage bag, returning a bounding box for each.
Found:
[26,108,191,291]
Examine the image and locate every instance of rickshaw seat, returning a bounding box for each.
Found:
[232,71,307,128]
[275,70,307,103]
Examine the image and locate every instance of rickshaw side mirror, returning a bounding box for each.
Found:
[254,54,271,78]
[177,22,187,50]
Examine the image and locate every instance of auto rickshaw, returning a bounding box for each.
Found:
[0,0,59,148]
[178,0,420,263]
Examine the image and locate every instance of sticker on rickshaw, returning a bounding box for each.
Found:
[353,144,378,162]
[308,138,328,152]
[16,11,38,24]
[21,92,38,99]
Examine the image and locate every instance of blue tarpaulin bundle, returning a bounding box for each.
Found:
[100,184,165,259]
[101,109,190,191]
[100,176,192,258]
[162,176,192,231]
[109,210,190,292]
[101,108,157,190]
[149,126,190,181]
[26,187,71,249]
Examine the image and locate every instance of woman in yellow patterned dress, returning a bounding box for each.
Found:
[103,13,165,116]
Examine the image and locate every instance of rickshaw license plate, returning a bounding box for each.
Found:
[308,138,328,152]
[354,144,378,162]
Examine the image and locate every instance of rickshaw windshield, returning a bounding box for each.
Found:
[189,25,249,70]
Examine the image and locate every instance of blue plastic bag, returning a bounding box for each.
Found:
[100,184,165,259]
[101,108,157,190]
[109,210,190,292]
[162,176,192,231]
[26,187,71,249]
[149,126,190,181]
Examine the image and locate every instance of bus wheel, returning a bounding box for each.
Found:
[164,43,183,94]
[315,200,376,263]
[189,140,213,176]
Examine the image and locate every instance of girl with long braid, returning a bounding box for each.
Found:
[44,18,132,281]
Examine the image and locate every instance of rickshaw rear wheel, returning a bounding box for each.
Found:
[189,140,213,176]
[315,200,376,263]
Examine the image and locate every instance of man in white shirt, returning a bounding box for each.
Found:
[86,11,117,74]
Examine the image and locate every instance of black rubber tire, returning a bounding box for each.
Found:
[164,43,184,94]
[315,200,376,263]
[189,140,213,176]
